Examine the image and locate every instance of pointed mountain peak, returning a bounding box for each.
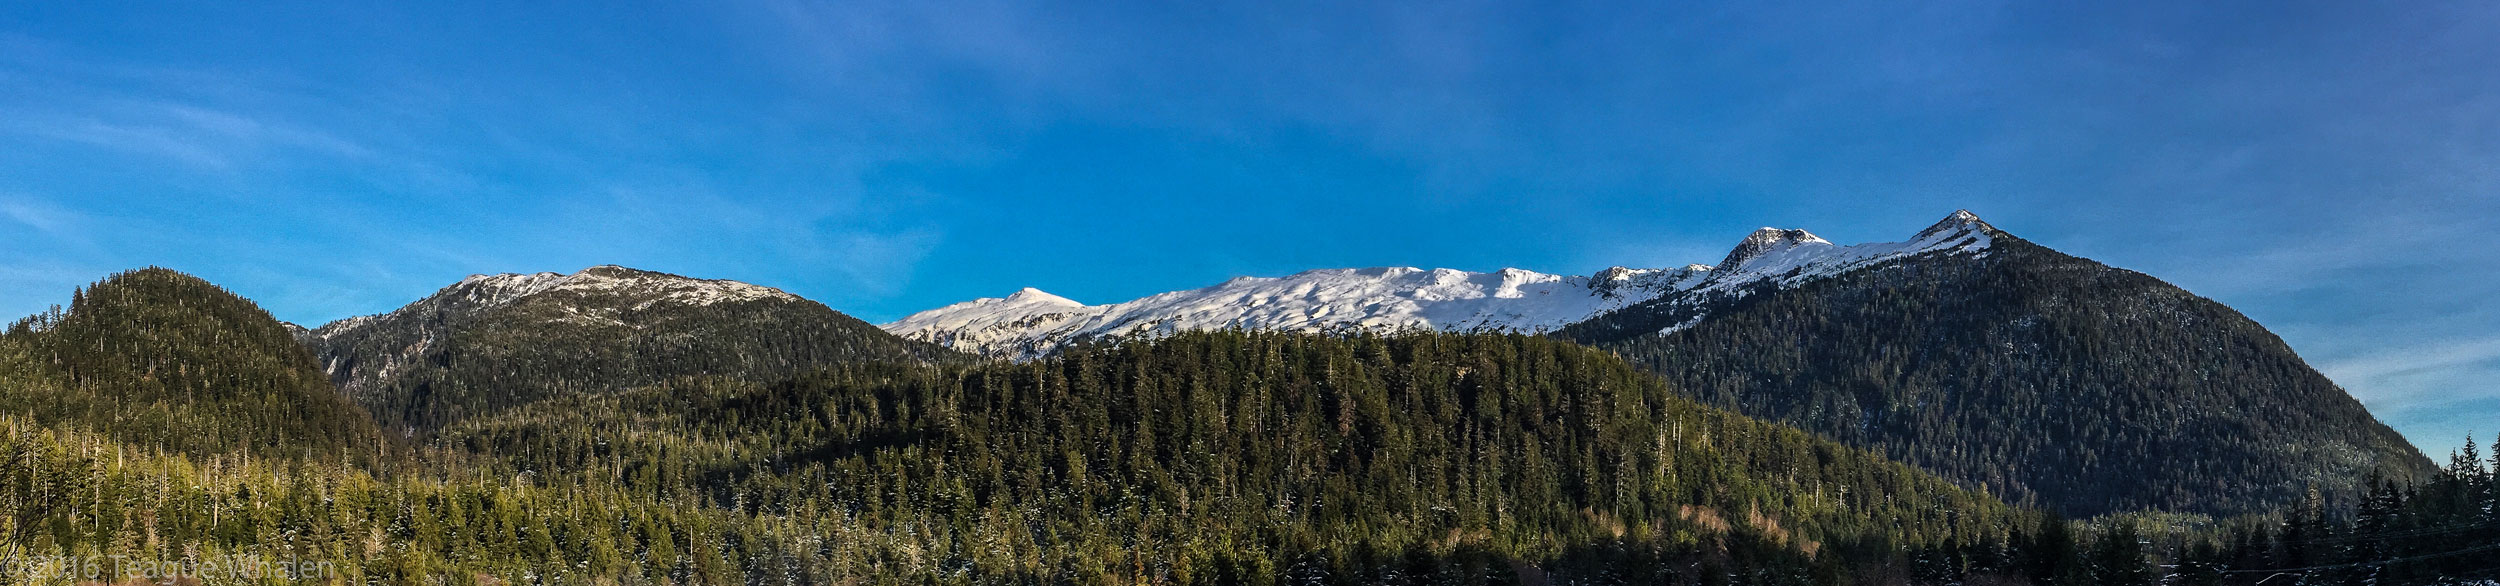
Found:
[1915,209,1999,240]
[1718,227,1832,269]
[1004,287,1084,308]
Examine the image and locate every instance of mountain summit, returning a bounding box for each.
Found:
[1,268,388,463]
[1719,227,1832,269]
[442,264,794,312]
[1916,208,1996,239]
[309,265,959,433]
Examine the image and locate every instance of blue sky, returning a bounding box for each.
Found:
[2,1,2495,457]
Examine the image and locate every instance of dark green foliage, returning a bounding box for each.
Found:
[2088,521,2156,586]
[2073,434,2500,585]
[0,267,388,465]
[2018,513,2090,586]
[310,265,964,434]
[0,267,2032,584]
[0,323,2036,583]
[1560,236,2433,517]
[6,267,2479,584]
[0,416,836,585]
[439,331,2030,582]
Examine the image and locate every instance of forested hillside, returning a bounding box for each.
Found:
[0,268,2041,584]
[0,268,388,466]
[431,331,2033,583]
[308,265,963,435]
[3,268,2483,584]
[1561,234,2434,517]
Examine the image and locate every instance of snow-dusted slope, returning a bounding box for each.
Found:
[308,265,811,388]
[888,210,2001,359]
[312,265,795,340]
[886,264,1710,359]
[307,265,953,432]
[1694,209,1993,297]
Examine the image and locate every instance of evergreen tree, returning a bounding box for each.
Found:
[2088,521,2157,586]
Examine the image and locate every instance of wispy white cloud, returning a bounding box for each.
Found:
[1,95,372,172]
[0,194,82,236]
[0,193,109,266]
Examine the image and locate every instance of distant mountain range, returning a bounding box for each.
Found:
[256,210,2430,517]
[0,210,2465,582]
[884,211,1993,360]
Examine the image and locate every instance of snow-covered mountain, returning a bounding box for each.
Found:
[883,265,1708,360]
[886,210,1998,359]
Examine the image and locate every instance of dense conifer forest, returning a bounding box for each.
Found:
[1,268,2491,584]
[0,269,390,466]
[432,332,2028,583]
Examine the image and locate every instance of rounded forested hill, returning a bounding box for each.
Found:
[0,267,388,464]
[310,265,966,435]
[1561,234,2434,518]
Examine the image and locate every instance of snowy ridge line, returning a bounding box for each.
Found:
[886,210,2001,360]
[311,265,798,339]
[884,264,1709,360]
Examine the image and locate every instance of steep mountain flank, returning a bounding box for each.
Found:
[1559,225,2433,517]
